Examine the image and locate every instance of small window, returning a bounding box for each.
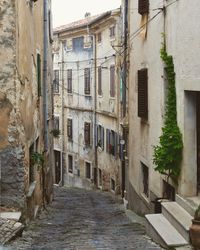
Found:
[142,163,149,198]
[37,54,41,96]
[53,70,59,93]
[138,0,149,15]
[67,118,73,141]
[84,68,90,95]
[110,25,116,38]
[111,178,115,191]
[98,168,102,186]
[54,116,59,130]
[97,125,104,149]
[98,67,102,96]
[68,155,73,173]
[67,69,72,93]
[138,68,148,119]
[85,162,91,179]
[110,65,115,97]
[97,32,102,43]
[29,143,35,184]
[84,122,91,146]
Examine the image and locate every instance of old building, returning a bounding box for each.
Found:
[0,0,54,221]
[53,9,122,193]
[127,0,200,247]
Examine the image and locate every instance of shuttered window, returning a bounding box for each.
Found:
[53,70,59,93]
[110,25,116,38]
[138,0,149,15]
[37,54,41,96]
[67,118,73,141]
[98,67,102,95]
[138,68,148,119]
[84,68,90,95]
[106,129,118,158]
[68,155,73,173]
[96,125,104,150]
[84,122,91,146]
[110,65,115,97]
[97,32,102,43]
[67,69,72,93]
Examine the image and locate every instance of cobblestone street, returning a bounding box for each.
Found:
[8,187,162,250]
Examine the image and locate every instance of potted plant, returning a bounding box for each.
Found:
[50,129,60,138]
[190,204,200,249]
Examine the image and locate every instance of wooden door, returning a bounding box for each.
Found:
[196,93,200,193]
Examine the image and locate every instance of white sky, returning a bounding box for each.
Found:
[52,0,121,28]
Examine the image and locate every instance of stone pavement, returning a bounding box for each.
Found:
[0,217,24,245]
[8,186,163,250]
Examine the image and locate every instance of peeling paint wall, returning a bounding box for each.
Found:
[0,0,53,216]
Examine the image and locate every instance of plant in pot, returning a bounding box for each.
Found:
[50,129,60,138]
[190,204,200,249]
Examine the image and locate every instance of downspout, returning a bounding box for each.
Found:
[93,34,98,187]
[123,0,128,117]
[42,0,48,206]
[43,0,48,151]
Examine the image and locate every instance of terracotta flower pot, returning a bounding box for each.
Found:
[190,219,200,250]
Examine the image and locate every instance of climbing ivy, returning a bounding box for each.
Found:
[153,43,183,180]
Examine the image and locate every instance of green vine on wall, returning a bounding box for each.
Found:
[153,42,183,180]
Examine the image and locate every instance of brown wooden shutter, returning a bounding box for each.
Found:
[110,66,115,97]
[84,68,90,95]
[67,69,72,93]
[98,67,102,95]
[138,68,148,119]
[138,0,149,15]
[67,119,73,140]
[84,122,90,146]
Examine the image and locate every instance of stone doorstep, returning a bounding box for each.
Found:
[145,214,188,247]
[161,202,193,241]
[0,212,21,221]
[0,218,24,245]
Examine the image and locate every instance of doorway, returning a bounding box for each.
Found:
[196,92,200,193]
[54,150,61,184]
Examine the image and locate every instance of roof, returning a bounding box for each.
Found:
[53,10,117,34]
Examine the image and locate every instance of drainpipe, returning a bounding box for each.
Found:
[43,0,48,151]
[93,34,98,187]
[42,0,48,206]
[123,0,128,117]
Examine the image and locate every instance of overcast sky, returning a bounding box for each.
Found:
[52,0,121,28]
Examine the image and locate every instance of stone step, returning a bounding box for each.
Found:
[176,194,199,217]
[162,202,193,242]
[145,214,188,248]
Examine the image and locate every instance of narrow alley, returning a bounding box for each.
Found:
[8,187,161,250]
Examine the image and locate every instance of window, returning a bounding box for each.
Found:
[97,32,102,43]
[67,118,73,141]
[37,54,41,96]
[111,178,115,191]
[84,68,90,95]
[54,116,59,130]
[96,125,104,149]
[110,65,115,97]
[29,143,35,183]
[67,69,72,93]
[53,70,59,93]
[98,67,102,95]
[138,0,149,15]
[85,162,91,179]
[68,155,73,173]
[106,129,118,157]
[98,168,102,186]
[138,68,148,119]
[142,163,149,198]
[110,25,116,38]
[84,122,91,146]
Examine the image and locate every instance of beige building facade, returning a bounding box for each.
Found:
[0,0,54,220]
[53,10,123,193]
[127,0,200,215]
